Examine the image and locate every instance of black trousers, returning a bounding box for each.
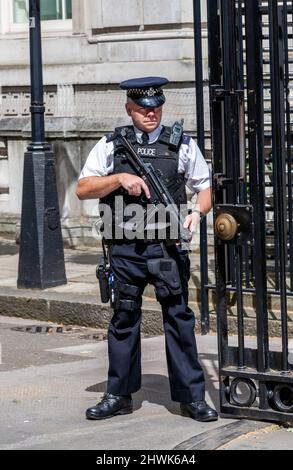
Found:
[106,242,205,403]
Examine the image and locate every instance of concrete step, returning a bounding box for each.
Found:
[0,242,292,337]
[0,284,292,338]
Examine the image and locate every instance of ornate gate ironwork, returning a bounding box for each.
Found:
[199,0,293,421]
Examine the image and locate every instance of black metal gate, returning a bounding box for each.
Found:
[198,0,293,422]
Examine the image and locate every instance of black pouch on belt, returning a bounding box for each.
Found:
[146,244,182,298]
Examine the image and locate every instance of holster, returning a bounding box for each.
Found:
[110,279,142,311]
[147,255,182,299]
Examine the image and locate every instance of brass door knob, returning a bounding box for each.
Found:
[215,213,239,241]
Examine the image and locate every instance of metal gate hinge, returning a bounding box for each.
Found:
[210,85,244,102]
[213,173,234,189]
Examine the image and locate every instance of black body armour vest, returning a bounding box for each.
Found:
[99,125,189,243]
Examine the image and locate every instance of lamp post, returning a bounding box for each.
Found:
[17,0,67,289]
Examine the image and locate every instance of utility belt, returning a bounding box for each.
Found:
[96,240,183,309]
[103,238,179,246]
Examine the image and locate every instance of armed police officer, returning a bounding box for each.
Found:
[76,77,218,422]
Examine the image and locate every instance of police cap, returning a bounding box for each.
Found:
[120,76,169,108]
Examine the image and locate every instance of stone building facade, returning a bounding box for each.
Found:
[0,0,210,246]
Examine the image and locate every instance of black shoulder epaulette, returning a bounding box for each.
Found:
[106,125,136,144]
[105,133,114,143]
[182,134,191,146]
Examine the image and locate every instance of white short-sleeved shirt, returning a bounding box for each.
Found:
[79,125,211,194]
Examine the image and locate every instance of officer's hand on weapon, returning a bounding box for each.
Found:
[183,211,201,233]
[118,173,151,199]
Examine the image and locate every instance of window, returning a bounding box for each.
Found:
[0,0,73,34]
[13,0,72,23]
[13,0,28,24]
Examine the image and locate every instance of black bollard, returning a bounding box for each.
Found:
[17,0,66,289]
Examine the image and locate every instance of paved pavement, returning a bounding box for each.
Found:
[0,315,292,450]
[0,315,222,450]
[218,425,293,450]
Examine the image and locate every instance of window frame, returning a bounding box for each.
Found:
[1,0,72,35]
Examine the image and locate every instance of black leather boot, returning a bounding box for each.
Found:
[180,400,218,422]
[86,393,133,420]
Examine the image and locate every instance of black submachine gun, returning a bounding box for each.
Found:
[119,125,192,243]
